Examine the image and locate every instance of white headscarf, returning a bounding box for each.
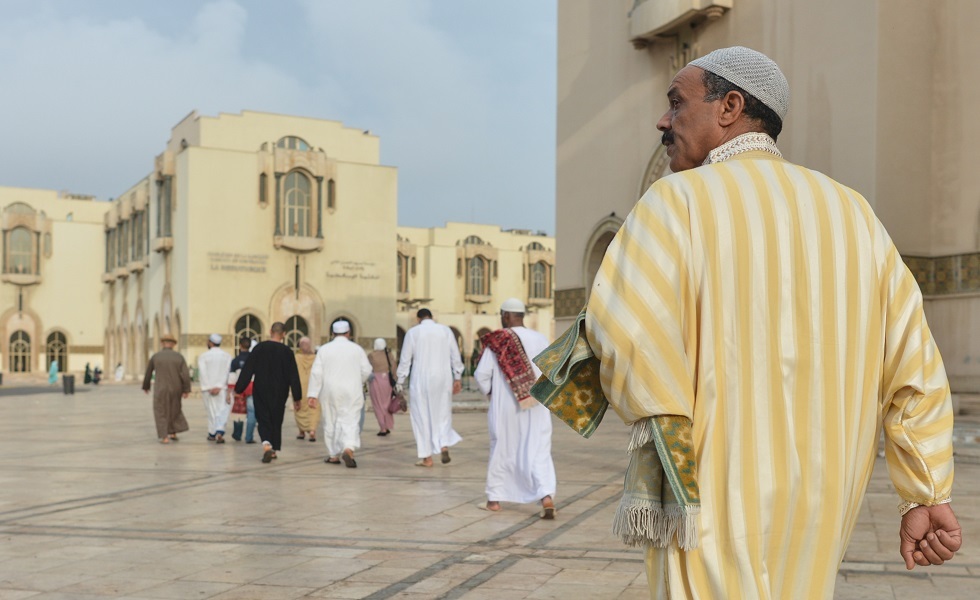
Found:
[373,338,387,351]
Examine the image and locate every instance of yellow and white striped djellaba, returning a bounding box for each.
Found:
[587,149,954,599]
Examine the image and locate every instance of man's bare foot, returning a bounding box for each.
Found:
[159,437,171,444]
[541,496,556,520]
[415,457,433,467]
[486,501,501,511]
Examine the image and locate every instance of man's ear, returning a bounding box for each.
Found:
[718,90,746,126]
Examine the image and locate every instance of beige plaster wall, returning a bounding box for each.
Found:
[556,0,980,386]
[1,187,109,374]
[396,222,555,356]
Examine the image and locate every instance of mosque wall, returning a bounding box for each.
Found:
[556,0,980,391]
[0,187,107,375]
[395,222,555,371]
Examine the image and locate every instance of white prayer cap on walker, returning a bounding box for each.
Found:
[688,46,789,121]
[208,333,222,345]
[332,320,351,334]
[373,338,386,350]
[500,298,526,313]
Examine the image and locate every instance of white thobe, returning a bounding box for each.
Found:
[396,319,465,458]
[197,347,233,435]
[474,327,556,503]
[307,337,372,457]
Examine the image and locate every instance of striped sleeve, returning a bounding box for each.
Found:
[879,234,955,505]
[585,178,697,424]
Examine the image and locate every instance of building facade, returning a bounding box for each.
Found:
[0,187,107,374]
[1,110,556,381]
[102,110,398,379]
[556,0,980,392]
[396,222,554,370]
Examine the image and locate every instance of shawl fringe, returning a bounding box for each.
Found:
[627,418,654,455]
[612,498,700,551]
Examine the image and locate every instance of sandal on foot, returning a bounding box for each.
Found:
[441,449,451,464]
[342,452,357,468]
[414,460,433,467]
[541,497,556,520]
[325,457,341,464]
[262,449,274,463]
[308,436,316,443]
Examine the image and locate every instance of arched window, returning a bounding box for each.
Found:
[467,257,487,295]
[527,241,546,251]
[330,316,354,340]
[235,314,263,343]
[463,235,486,246]
[284,315,308,350]
[530,261,550,299]
[9,331,31,373]
[277,136,311,151]
[397,253,409,293]
[283,171,312,237]
[6,227,34,274]
[46,331,67,373]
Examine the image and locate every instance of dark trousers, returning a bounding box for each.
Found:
[254,395,286,451]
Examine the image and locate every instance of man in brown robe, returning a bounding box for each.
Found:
[142,333,191,444]
[294,336,320,442]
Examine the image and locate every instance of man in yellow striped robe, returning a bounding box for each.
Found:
[586,46,962,599]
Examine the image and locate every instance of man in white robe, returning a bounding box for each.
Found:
[197,333,233,443]
[307,320,372,468]
[475,298,556,518]
[396,308,464,467]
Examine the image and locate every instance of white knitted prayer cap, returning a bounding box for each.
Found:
[688,46,789,121]
[500,298,526,313]
[208,333,222,345]
[332,320,351,334]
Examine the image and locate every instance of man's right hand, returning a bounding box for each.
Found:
[900,503,962,569]
[143,389,149,395]
[394,384,404,395]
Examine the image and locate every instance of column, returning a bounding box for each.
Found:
[315,176,324,239]
[274,172,283,236]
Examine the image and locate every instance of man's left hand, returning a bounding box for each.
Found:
[452,380,462,395]
[209,387,221,396]
[900,503,963,569]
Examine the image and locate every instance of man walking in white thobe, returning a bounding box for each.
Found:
[396,308,464,467]
[198,333,233,444]
[307,320,372,468]
[475,298,556,518]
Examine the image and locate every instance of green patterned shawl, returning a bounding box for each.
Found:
[530,309,700,550]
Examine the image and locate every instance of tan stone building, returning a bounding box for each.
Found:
[101,110,398,379]
[0,187,107,374]
[395,222,555,370]
[556,0,980,392]
[2,110,555,380]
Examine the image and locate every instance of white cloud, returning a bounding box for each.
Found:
[0,0,556,232]
[0,0,322,198]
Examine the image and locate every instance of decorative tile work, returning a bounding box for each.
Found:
[555,287,587,319]
[69,345,105,354]
[903,252,980,297]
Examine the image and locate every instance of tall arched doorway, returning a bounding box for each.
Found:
[9,331,31,372]
[46,331,67,373]
[235,313,263,343]
[284,315,308,350]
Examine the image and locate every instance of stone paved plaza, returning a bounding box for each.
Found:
[0,383,977,599]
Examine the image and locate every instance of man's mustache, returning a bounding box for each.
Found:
[661,130,675,146]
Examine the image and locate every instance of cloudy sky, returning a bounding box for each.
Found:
[0,0,557,233]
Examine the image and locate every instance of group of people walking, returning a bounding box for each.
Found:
[141,300,557,517]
